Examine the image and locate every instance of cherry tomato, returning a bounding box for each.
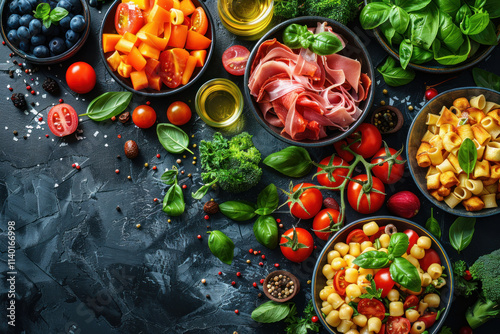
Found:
[167,101,191,125]
[316,155,350,188]
[347,123,382,159]
[334,269,347,295]
[346,229,369,244]
[115,3,144,35]
[403,229,419,254]
[347,175,386,214]
[464,269,473,281]
[386,316,411,334]
[425,88,438,100]
[333,139,355,162]
[190,7,208,35]
[132,105,156,129]
[374,268,395,298]
[369,226,386,242]
[371,147,405,184]
[419,248,442,272]
[159,48,190,89]
[288,183,323,219]
[66,62,96,94]
[357,298,385,320]
[403,295,419,310]
[279,227,314,263]
[222,45,250,76]
[47,104,78,137]
[459,326,473,334]
[311,316,319,323]
[312,208,340,241]
[418,312,437,329]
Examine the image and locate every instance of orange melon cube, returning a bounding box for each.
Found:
[138,22,160,35]
[144,58,160,76]
[120,54,129,64]
[138,42,161,59]
[185,30,211,50]
[130,70,149,91]
[167,24,188,48]
[155,0,173,10]
[147,4,171,24]
[128,46,147,71]
[190,50,207,67]
[179,0,195,16]
[103,34,122,53]
[122,0,150,10]
[106,50,122,71]
[117,62,133,78]
[181,55,197,85]
[115,38,135,53]
[148,74,162,91]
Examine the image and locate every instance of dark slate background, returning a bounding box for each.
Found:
[1,0,499,333]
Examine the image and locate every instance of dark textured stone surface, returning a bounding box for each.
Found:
[0,1,499,333]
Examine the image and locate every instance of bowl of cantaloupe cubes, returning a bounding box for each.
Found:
[99,0,214,96]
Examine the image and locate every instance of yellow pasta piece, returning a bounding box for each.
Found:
[462,196,485,211]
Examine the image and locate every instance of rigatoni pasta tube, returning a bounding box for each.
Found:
[429,135,444,151]
[488,109,500,125]
[484,102,500,113]
[426,113,439,125]
[427,147,444,165]
[463,196,485,212]
[484,142,500,162]
[465,179,484,195]
[439,123,454,137]
[444,193,461,209]
[426,165,439,177]
[491,164,500,179]
[457,123,474,141]
[443,132,462,152]
[473,139,486,160]
[470,94,486,110]
[426,173,441,190]
[474,160,490,179]
[468,108,486,124]
[481,193,498,208]
[448,153,463,174]
[472,124,492,145]
[453,187,472,200]
[437,107,459,127]
[481,116,500,139]
[416,142,432,167]
[437,159,457,174]
[421,130,435,143]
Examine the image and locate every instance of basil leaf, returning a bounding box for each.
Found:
[449,217,476,253]
[388,233,410,257]
[219,201,257,221]
[49,7,68,22]
[432,36,471,65]
[395,0,432,12]
[360,2,392,29]
[425,208,441,239]
[473,68,500,91]
[484,0,500,18]
[399,39,413,69]
[310,32,343,56]
[458,138,478,176]
[156,123,193,154]
[377,57,416,86]
[380,20,397,46]
[455,4,472,24]
[251,301,295,323]
[191,181,215,200]
[353,250,390,269]
[161,170,178,185]
[263,146,312,178]
[437,11,465,53]
[470,21,499,45]
[460,12,490,35]
[162,184,185,216]
[80,92,133,121]
[389,6,410,34]
[390,257,422,292]
[409,3,440,50]
[208,230,234,265]
[256,184,279,216]
[410,45,434,64]
[282,24,306,49]
[34,3,51,19]
[253,216,279,249]
[434,0,461,16]
[42,17,51,29]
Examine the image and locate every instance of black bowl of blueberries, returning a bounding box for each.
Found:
[1,0,90,64]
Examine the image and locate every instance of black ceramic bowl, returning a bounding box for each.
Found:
[243,16,374,147]
[365,0,499,74]
[312,216,454,334]
[0,0,91,64]
[99,0,215,97]
[407,87,500,217]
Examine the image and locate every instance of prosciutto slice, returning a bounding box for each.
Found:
[248,24,370,140]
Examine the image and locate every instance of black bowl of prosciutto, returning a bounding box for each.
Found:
[245,17,374,146]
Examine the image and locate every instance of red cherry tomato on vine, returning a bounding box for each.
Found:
[288,183,323,219]
[425,88,438,100]
[47,104,78,137]
[66,62,96,94]
[222,45,250,76]
[333,139,355,162]
[312,208,341,240]
[347,123,382,159]
[316,155,350,188]
[374,268,395,298]
[279,227,314,263]
[371,147,405,184]
[167,101,191,125]
[132,105,156,129]
[419,248,442,272]
[347,174,385,214]
[403,229,419,254]
[386,316,411,334]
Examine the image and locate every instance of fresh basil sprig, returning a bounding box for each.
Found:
[282,24,343,56]
[219,201,257,221]
[388,233,410,257]
[33,3,69,29]
[161,168,185,216]
[352,250,391,269]
[390,257,422,292]
[80,92,133,121]
[253,216,279,249]
[458,138,478,177]
[207,230,234,265]
[251,301,296,323]
[473,68,500,91]
[377,57,415,87]
[156,123,193,154]
[426,208,441,239]
[449,217,476,253]
[263,146,312,178]
[256,183,279,216]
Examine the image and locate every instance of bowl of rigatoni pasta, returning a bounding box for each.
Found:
[407,87,500,217]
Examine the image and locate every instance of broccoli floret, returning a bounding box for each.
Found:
[453,260,478,298]
[466,297,500,329]
[469,249,500,303]
[302,0,361,25]
[274,0,300,19]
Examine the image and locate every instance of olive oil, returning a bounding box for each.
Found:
[218,0,274,39]
[204,88,237,122]
[227,0,265,23]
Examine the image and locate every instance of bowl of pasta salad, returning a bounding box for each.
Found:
[407,87,500,217]
[312,217,453,334]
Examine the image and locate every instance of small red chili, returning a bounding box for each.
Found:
[311,316,319,323]
[258,251,261,254]
[236,272,241,277]
[204,215,209,220]
[197,235,202,240]
[464,270,473,281]
[156,153,161,158]
[252,282,257,288]
[249,249,253,254]
[115,169,120,174]
[182,184,187,189]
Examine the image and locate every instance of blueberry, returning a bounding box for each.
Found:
[19,40,30,52]
[9,0,20,14]
[31,34,46,46]
[19,14,33,27]
[59,15,73,30]
[65,29,79,43]
[70,15,85,32]
[7,30,20,46]
[49,37,66,54]
[33,45,50,57]
[65,39,75,49]
[66,0,82,14]
[17,0,32,14]
[7,14,21,30]
[28,19,42,35]
[56,0,72,12]
[27,0,37,8]
[17,26,31,41]
[42,24,55,36]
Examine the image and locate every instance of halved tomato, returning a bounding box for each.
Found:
[190,7,208,35]
[369,226,386,242]
[346,229,369,244]
[419,248,442,272]
[403,229,419,255]
[357,298,385,320]
[403,295,419,310]
[334,269,347,296]
[386,316,411,334]
[159,48,190,88]
[115,3,145,36]
[47,104,78,137]
[418,312,437,329]
[374,267,395,298]
[222,45,250,76]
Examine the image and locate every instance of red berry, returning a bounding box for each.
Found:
[274,263,280,268]
[115,169,120,174]
[276,219,281,223]
[45,134,49,138]
[234,309,239,314]
[311,316,319,323]
[117,134,121,139]
[2,41,5,45]
[218,271,222,275]
[253,251,258,255]
[314,245,317,249]
[182,184,187,189]
[153,198,158,202]
[26,85,31,90]
[464,270,473,281]
[252,282,257,288]
[258,251,261,254]
[197,235,202,240]
[231,281,236,286]
[156,153,161,158]
[459,326,473,334]
[76,165,81,170]
[8,87,13,91]
[59,99,63,103]
[425,88,438,100]
[261,255,266,260]
[152,166,157,170]
[259,262,263,266]
[236,272,241,277]
[72,163,76,168]
[38,117,43,121]
[249,249,253,254]
[146,101,151,105]
[31,90,35,95]
[260,279,264,284]
[204,215,209,220]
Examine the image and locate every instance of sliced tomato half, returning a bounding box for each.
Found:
[114,3,145,35]
[334,269,347,296]
[159,48,190,88]
[222,45,250,76]
[386,316,411,334]
[346,229,369,244]
[47,104,78,137]
[357,298,385,320]
[190,7,208,35]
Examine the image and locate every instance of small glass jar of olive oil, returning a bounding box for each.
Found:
[217,0,274,40]
[195,78,243,128]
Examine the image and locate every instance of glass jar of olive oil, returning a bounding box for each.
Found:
[217,0,274,39]
[195,79,243,127]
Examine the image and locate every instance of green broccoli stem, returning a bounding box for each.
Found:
[466,298,500,329]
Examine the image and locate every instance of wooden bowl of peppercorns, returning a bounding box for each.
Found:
[263,270,300,302]
[370,105,404,134]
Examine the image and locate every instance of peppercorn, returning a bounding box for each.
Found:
[279,224,283,228]
[266,274,294,299]
[380,100,386,106]
[201,278,206,284]
[382,89,388,95]
[258,293,262,298]
[206,294,210,298]
[246,260,251,264]
[111,116,116,121]
[204,215,209,220]
[135,224,141,229]
[116,206,121,212]
[13,130,18,136]
[203,200,219,214]
[236,272,241,277]
[156,153,161,158]
[197,235,202,240]
[118,111,130,123]
[408,105,414,111]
